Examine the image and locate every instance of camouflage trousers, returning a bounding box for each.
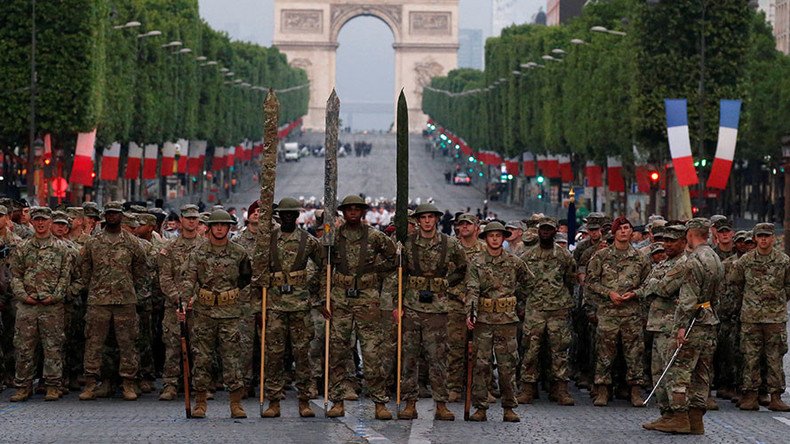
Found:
[13,303,65,387]
[446,301,467,394]
[473,322,518,409]
[520,308,572,384]
[309,307,325,381]
[665,324,716,412]
[160,307,190,389]
[64,300,85,381]
[401,308,449,403]
[740,322,787,393]
[650,331,673,412]
[1,301,16,385]
[190,312,244,393]
[594,315,645,386]
[329,302,390,403]
[136,303,155,380]
[240,312,256,387]
[714,320,741,390]
[264,309,314,400]
[83,304,139,380]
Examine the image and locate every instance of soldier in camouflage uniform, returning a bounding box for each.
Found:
[234,201,261,398]
[712,219,735,261]
[183,209,252,418]
[7,207,73,402]
[79,202,147,401]
[517,218,576,406]
[0,204,22,390]
[325,195,397,420]
[466,222,534,422]
[585,216,650,407]
[505,221,526,257]
[652,218,723,435]
[158,204,205,401]
[730,222,790,412]
[133,213,159,394]
[397,203,466,421]
[1,199,33,240]
[260,198,323,418]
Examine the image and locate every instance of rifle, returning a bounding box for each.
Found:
[178,298,191,418]
[464,301,476,421]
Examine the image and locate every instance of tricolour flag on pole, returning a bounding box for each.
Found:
[707,99,742,190]
[70,129,96,187]
[226,145,236,168]
[212,147,225,171]
[585,160,603,188]
[523,152,536,177]
[176,139,189,173]
[607,156,625,193]
[142,144,158,180]
[100,142,121,181]
[125,142,143,179]
[187,140,205,176]
[559,155,573,183]
[665,99,699,186]
[161,142,176,177]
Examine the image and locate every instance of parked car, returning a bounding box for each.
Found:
[453,172,472,185]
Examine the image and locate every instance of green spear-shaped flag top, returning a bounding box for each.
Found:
[395,89,409,244]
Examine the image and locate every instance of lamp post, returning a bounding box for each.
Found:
[782,138,790,255]
[27,0,37,201]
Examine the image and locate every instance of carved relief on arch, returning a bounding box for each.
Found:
[289,58,313,71]
[329,4,402,42]
[281,9,324,34]
[413,57,444,100]
[409,12,452,36]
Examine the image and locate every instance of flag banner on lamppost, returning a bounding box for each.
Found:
[142,144,158,180]
[70,129,96,187]
[212,146,225,171]
[607,156,625,193]
[187,140,206,176]
[545,154,560,178]
[559,155,573,183]
[100,142,121,181]
[522,152,536,177]
[176,139,189,173]
[225,145,236,168]
[161,142,176,177]
[125,142,143,180]
[707,99,742,190]
[664,99,699,186]
[585,160,603,187]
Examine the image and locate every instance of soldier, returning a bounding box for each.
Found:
[0,204,22,389]
[585,216,650,407]
[630,225,688,430]
[504,221,526,256]
[78,201,147,401]
[7,207,73,402]
[158,204,205,401]
[466,222,533,422]
[517,218,576,406]
[652,218,723,435]
[82,202,101,236]
[712,218,735,261]
[325,195,397,420]
[183,209,252,418]
[731,222,790,412]
[398,203,466,421]
[133,213,160,394]
[260,198,323,418]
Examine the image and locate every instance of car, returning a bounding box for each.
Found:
[284,142,299,162]
[453,172,472,185]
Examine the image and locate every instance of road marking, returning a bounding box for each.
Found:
[311,400,392,444]
[407,401,434,444]
[774,416,790,427]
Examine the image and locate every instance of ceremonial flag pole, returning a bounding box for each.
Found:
[395,89,409,417]
[323,90,340,417]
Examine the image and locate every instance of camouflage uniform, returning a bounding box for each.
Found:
[231,225,260,392]
[134,235,157,385]
[571,225,604,385]
[714,251,744,395]
[10,227,73,391]
[0,225,22,387]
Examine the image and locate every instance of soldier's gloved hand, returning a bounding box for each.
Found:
[608,291,622,306]
[40,296,54,306]
[23,296,38,306]
[176,308,186,323]
[466,317,475,331]
[321,306,332,320]
[676,327,687,348]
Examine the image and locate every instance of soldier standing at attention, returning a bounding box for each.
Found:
[260,198,323,418]
[78,202,146,401]
[8,207,73,402]
[466,222,533,422]
[731,222,790,412]
[183,210,252,418]
[325,195,397,420]
[585,216,650,407]
[398,203,467,421]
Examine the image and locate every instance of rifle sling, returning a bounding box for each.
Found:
[410,232,448,277]
[336,225,369,289]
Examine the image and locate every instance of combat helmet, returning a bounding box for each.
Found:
[412,203,443,218]
[337,195,369,211]
[274,197,302,213]
[206,209,234,225]
[478,221,512,239]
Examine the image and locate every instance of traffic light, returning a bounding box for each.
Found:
[649,170,660,190]
[536,175,545,184]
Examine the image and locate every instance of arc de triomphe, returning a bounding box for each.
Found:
[273,0,459,132]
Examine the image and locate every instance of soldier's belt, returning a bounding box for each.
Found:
[479,296,517,313]
[198,288,240,306]
[271,270,308,287]
[408,276,449,293]
[332,272,378,290]
[697,301,711,310]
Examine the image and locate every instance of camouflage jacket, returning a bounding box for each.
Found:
[446,239,484,306]
[0,229,22,304]
[159,235,206,307]
[234,226,256,255]
[403,231,467,314]
[519,243,576,311]
[585,244,650,317]
[634,253,687,334]
[185,241,252,319]
[81,230,147,306]
[675,244,722,329]
[58,237,84,302]
[265,228,322,312]
[507,240,528,258]
[328,224,396,307]
[731,248,790,323]
[10,235,73,304]
[466,248,533,324]
[713,244,736,262]
[573,237,602,272]
[12,222,33,240]
[715,253,743,321]
[134,237,156,303]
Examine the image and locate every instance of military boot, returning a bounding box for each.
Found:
[653,411,691,434]
[548,383,559,402]
[717,387,733,400]
[229,388,247,418]
[706,395,719,410]
[299,400,315,418]
[397,400,417,420]
[516,383,535,404]
[94,379,114,398]
[630,385,645,407]
[192,391,208,418]
[374,402,392,420]
[140,379,155,394]
[768,393,790,412]
[555,381,575,406]
[122,379,138,401]
[327,401,345,418]
[261,400,280,418]
[642,412,670,430]
[503,407,520,423]
[434,402,455,421]
[44,386,61,401]
[739,391,759,410]
[79,377,97,401]
[468,408,487,421]
[593,385,609,407]
[759,392,770,407]
[159,385,177,401]
[9,386,31,402]
[688,408,706,435]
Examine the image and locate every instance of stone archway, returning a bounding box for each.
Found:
[273,0,459,132]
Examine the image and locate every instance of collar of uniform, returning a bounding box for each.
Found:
[339,224,365,241]
[32,235,55,248]
[207,242,230,256]
[414,232,441,247]
[278,229,300,241]
[484,249,507,264]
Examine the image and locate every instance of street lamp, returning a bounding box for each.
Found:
[113,21,141,30]
[195,56,207,61]
[571,38,587,45]
[551,48,566,55]
[220,67,230,73]
[178,48,192,54]
[161,40,183,48]
[590,25,627,36]
[137,30,162,38]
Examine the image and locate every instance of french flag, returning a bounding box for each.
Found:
[161,142,176,177]
[707,100,741,190]
[125,142,143,180]
[143,144,158,180]
[176,139,189,173]
[585,160,603,187]
[665,99,699,186]
[100,142,121,181]
[607,157,625,192]
[226,145,236,168]
[545,155,561,179]
[559,155,573,183]
[505,158,519,176]
[522,152,536,177]
[70,129,96,187]
[188,140,205,176]
[212,147,225,171]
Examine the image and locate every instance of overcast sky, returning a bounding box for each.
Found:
[198,0,543,130]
